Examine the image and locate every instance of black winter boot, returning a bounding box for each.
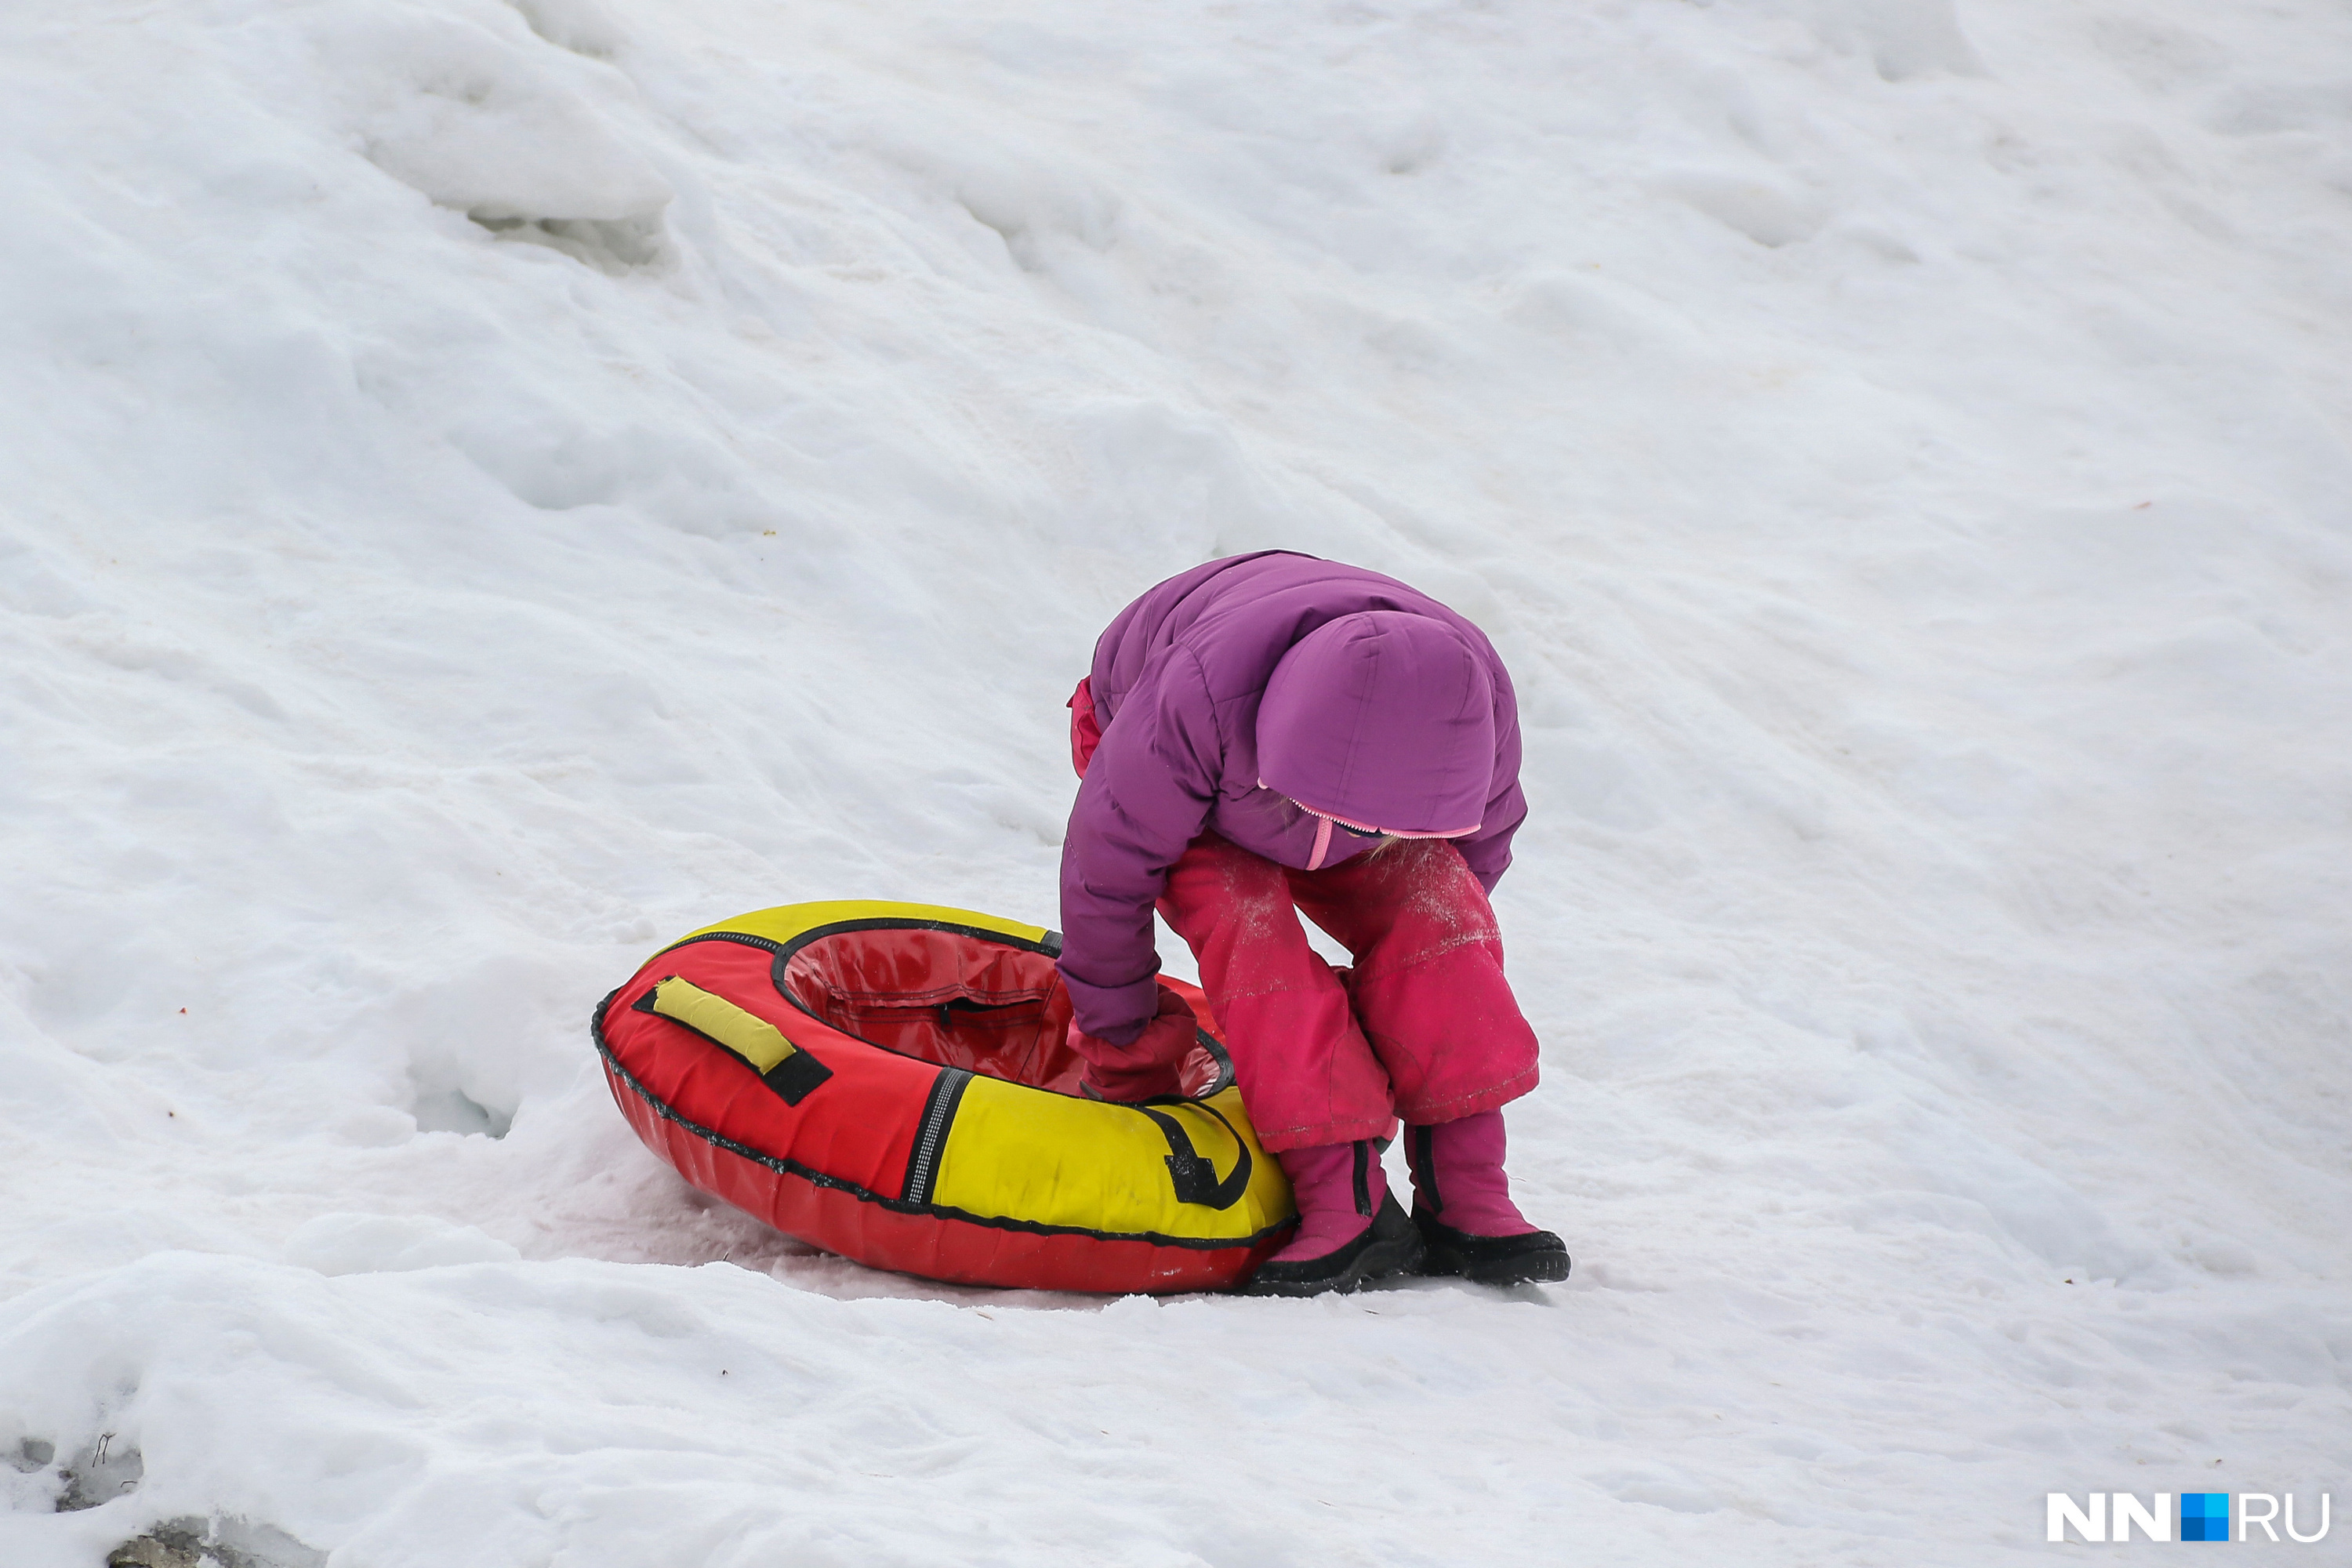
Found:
[1237,1140,1425,1297]
[1240,1189,1425,1297]
[1406,1118,1570,1286]
[1413,1216,1572,1286]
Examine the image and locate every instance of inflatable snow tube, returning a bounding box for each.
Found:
[591,901,1296,1294]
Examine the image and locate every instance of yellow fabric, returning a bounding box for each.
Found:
[647,976,799,1074]
[930,1078,1294,1242]
[670,900,1050,955]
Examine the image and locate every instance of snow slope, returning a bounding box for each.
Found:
[2,0,2348,1562]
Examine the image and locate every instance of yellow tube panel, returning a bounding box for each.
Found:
[929,1079,1292,1243]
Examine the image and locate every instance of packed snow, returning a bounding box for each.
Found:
[3,0,2348,1562]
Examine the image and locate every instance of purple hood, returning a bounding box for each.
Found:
[1258,612,1496,833]
[1058,552,1526,1039]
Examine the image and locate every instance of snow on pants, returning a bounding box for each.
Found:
[1153,831,1541,1152]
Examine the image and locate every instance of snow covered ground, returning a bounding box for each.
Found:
[3,0,2348,1562]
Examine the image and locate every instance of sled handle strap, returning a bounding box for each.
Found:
[633,976,832,1106]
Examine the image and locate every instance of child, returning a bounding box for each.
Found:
[1058,551,1568,1294]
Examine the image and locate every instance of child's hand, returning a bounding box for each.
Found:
[1071,985,1198,1102]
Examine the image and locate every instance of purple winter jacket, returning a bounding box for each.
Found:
[1058,551,1526,1040]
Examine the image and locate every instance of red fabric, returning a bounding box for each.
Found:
[1069,676,1102,778]
[1152,832,1539,1152]
[599,928,1283,1294]
[608,1078,1282,1292]
[779,927,1085,1091]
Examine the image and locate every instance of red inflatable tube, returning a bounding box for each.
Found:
[592,903,1296,1294]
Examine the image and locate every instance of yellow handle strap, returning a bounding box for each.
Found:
[644,977,799,1070]
[633,976,831,1105]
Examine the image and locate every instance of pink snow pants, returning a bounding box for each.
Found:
[1070,680,1540,1152]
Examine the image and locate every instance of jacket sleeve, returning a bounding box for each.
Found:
[1453,664,1526,895]
[1056,650,1223,1040]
